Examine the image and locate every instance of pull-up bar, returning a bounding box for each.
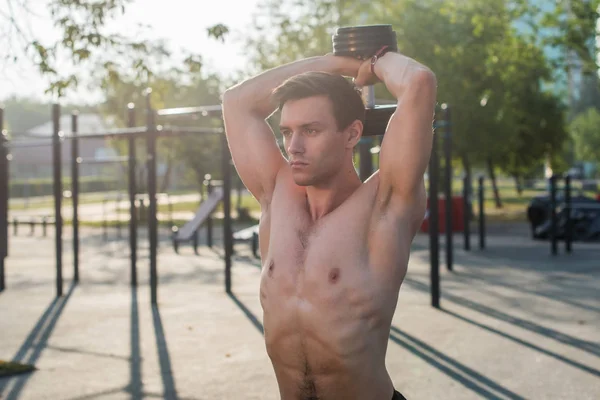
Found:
[157,104,223,117]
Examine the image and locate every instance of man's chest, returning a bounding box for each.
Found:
[258,193,374,304]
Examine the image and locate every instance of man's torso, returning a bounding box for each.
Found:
[258,167,419,400]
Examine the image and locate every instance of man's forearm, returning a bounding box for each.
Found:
[373,52,436,100]
[223,55,359,118]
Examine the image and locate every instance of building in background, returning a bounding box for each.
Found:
[9,113,118,180]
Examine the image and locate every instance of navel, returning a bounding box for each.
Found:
[328,268,341,284]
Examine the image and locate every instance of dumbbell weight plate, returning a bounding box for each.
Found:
[333,25,398,59]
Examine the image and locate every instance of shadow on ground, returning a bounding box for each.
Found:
[389,325,527,400]
[0,282,76,400]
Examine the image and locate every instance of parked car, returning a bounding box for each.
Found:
[526,194,600,242]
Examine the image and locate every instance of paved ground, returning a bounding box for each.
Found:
[0,222,599,399]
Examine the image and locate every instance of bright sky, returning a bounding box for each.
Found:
[0,0,262,103]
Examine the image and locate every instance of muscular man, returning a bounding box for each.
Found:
[222,49,436,400]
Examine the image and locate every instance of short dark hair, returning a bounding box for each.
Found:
[272,71,365,131]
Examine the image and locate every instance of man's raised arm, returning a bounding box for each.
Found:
[222,55,360,204]
[365,52,437,213]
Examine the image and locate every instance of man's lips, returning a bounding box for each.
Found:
[290,161,308,166]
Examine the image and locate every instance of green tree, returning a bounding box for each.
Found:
[540,0,600,76]
[484,30,568,197]
[569,107,600,165]
[540,0,600,117]
[244,0,568,206]
[1,0,228,97]
[98,64,225,195]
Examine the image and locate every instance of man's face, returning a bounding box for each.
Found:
[279,96,350,187]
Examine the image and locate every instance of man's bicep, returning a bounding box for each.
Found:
[377,75,436,206]
[223,110,286,203]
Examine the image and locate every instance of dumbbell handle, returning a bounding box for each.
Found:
[362,86,376,108]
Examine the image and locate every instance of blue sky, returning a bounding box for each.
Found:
[0,0,261,103]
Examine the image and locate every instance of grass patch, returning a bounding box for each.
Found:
[0,360,36,377]
[9,191,130,211]
[112,192,262,215]
[154,195,261,214]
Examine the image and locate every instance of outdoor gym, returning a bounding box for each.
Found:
[1,7,599,400]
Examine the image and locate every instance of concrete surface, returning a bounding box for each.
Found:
[0,223,599,399]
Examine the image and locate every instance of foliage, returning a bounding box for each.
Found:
[539,0,600,76]
[0,360,36,377]
[98,65,226,193]
[569,107,600,164]
[245,0,569,181]
[539,0,600,117]
[1,0,228,97]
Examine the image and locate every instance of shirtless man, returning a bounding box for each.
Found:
[222,49,437,400]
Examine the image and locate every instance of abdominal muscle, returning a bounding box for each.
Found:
[260,258,397,400]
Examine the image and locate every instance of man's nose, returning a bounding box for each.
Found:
[287,132,304,155]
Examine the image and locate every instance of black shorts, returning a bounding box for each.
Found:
[392,389,407,400]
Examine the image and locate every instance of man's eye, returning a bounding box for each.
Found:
[306,129,317,135]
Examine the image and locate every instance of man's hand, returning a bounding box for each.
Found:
[323,53,363,79]
[353,59,380,87]
[222,53,363,205]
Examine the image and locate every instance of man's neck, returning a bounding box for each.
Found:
[305,166,362,221]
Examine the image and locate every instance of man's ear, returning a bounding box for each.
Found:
[345,120,363,149]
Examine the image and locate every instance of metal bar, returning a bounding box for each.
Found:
[146,90,158,305]
[550,175,557,256]
[362,86,376,108]
[206,176,213,248]
[156,104,222,117]
[565,175,572,254]
[0,130,55,138]
[102,199,108,241]
[71,112,80,283]
[159,127,223,135]
[116,194,122,239]
[78,156,129,164]
[193,230,199,255]
[0,108,7,291]
[363,105,395,137]
[221,124,233,294]
[127,104,138,287]
[0,255,4,292]
[252,233,258,258]
[63,126,150,138]
[52,104,63,297]
[168,195,173,229]
[428,126,440,309]
[6,140,54,149]
[59,126,223,140]
[358,138,373,181]
[478,176,485,250]
[443,105,452,271]
[463,175,470,251]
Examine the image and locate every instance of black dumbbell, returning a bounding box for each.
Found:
[332,25,398,60]
[332,25,398,137]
